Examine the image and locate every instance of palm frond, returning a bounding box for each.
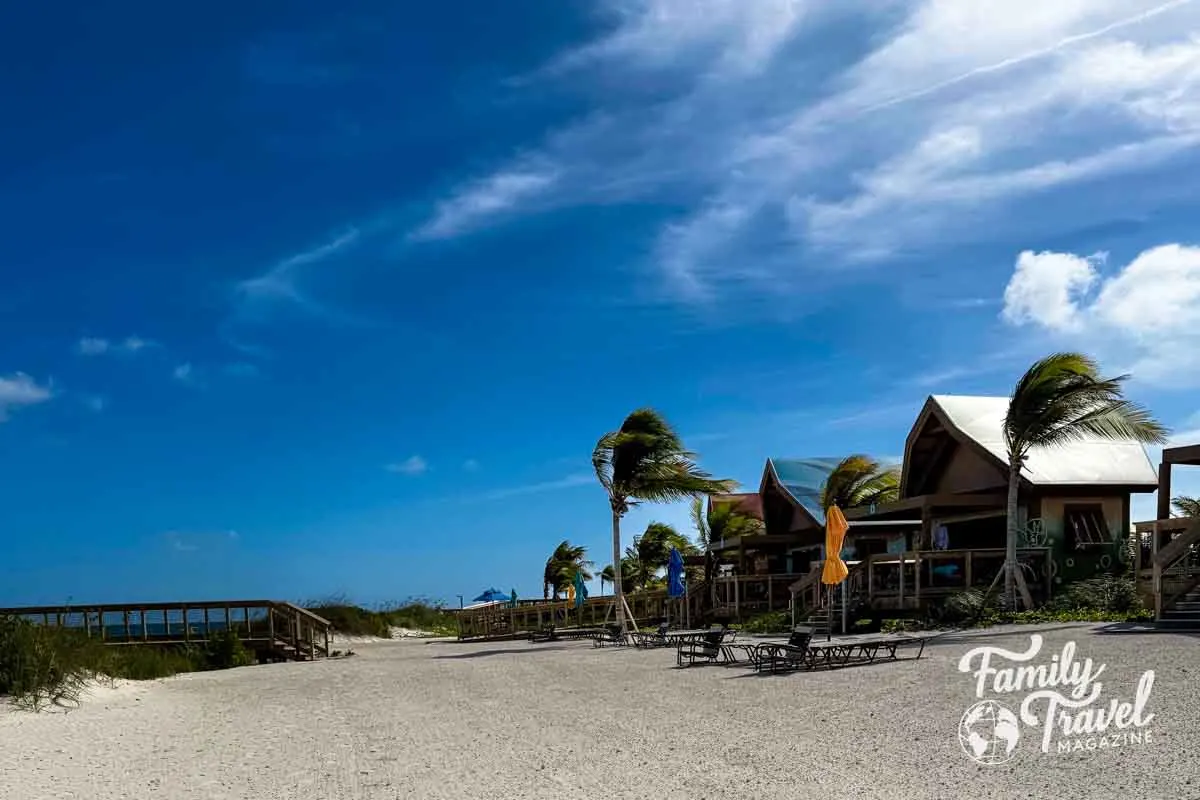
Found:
[1172,496,1200,518]
[819,454,901,511]
[1004,352,1168,458]
[593,408,735,515]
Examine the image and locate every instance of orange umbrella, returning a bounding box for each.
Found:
[821,504,850,586]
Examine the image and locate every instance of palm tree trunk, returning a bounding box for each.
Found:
[611,507,627,633]
[1005,457,1021,610]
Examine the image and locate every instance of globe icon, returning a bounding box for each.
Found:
[958,700,1020,765]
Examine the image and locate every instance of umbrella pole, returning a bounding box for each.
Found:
[827,586,833,642]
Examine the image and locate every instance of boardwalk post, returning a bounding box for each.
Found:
[142,609,148,640]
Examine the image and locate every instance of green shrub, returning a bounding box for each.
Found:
[739,611,791,634]
[1048,575,1142,614]
[199,629,254,670]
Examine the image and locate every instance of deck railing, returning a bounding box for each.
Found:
[0,599,332,661]
[1135,517,1200,618]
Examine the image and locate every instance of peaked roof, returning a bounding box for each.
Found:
[708,492,764,520]
[927,395,1158,486]
[763,457,842,526]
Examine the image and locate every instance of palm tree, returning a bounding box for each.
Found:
[1173,496,1200,517]
[625,522,696,590]
[599,564,615,595]
[542,540,593,600]
[1001,353,1167,609]
[689,496,764,550]
[593,408,736,633]
[818,455,900,512]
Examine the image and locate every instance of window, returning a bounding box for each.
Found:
[1063,505,1110,549]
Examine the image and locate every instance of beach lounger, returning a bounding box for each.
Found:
[840,633,929,663]
[630,622,671,649]
[675,625,736,667]
[753,626,815,674]
[591,624,628,648]
[529,625,556,643]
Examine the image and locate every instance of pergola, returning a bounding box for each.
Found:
[1155,444,1200,520]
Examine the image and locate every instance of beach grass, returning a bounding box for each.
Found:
[0,616,254,710]
[303,595,457,638]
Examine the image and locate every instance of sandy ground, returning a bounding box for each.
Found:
[1,622,1197,799]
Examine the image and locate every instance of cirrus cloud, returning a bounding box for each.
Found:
[410,0,1200,305]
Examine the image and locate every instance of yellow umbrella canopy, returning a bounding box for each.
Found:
[821,504,850,585]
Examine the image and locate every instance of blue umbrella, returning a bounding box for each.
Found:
[572,571,589,608]
[472,588,508,603]
[667,547,686,599]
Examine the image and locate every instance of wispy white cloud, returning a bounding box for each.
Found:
[462,458,481,472]
[0,373,53,421]
[409,168,559,242]
[232,228,362,322]
[386,455,429,476]
[83,395,107,413]
[412,0,1200,303]
[476,473,594,501]
[76,335,155,356]
[1000,242,1200,385]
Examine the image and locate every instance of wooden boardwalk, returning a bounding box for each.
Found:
[0,599,333,662]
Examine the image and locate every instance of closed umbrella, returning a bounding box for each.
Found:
[572,570,589,608]
[821,504,850,641]
[667,547,686,598]
[667,547,686,630]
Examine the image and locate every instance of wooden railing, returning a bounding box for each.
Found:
[1143,518,1200,618]
[0,599,332,661]
[863,548,1049,609]
[456,588,709,640]
[712,572,810,617]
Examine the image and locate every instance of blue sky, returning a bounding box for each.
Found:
[4,1,1200,607]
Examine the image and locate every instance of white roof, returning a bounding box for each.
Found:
[930,395,1158,486]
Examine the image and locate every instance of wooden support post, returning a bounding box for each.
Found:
[84,611,92,637]
[914,552,921,604]
[965,552,973,588]
[182,606,190,642]
[204,607,210,637]
[142,609,148,640]
[124,610,131,641]
[1157,463,1172,522]
[899,554,906,608]
[1152,521,1163,621]
[767,575,774,612]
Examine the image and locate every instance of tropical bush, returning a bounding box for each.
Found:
[738,611,791,634]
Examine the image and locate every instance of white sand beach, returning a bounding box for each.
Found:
[1,623,1196,799]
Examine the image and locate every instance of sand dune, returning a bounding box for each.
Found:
[1,623,1195,799]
